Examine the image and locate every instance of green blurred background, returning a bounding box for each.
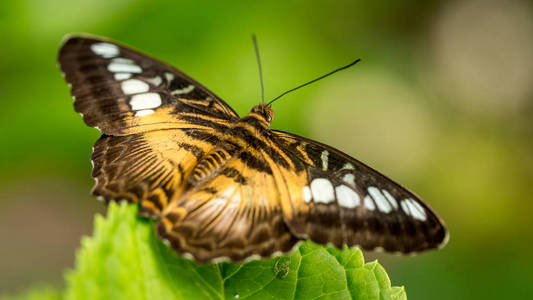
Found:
[1,0,533,299]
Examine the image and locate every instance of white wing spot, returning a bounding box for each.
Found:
[321,150,329,171]
[114,73,132,80]
[171,84,195,95]
[135,109,155,116]
[108,60,142,73]
[165,72,175,83]
[342,173,356,187]
[335,185,360,208]
[130,93,162,110]
[146,76,162,86]
[121,79,149,95]
[406,198,427,221]
[342,163,355,170]
[364,195,375,211]
[302,186,312,203]
[401,200,411,215]
[373,246,385,252]
[368,186,392,213]
[310,178,335,204]
[90,42,119,58]
[382,189,398,209]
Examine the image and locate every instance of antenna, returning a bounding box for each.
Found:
[267,58,361,106]
[252,34,265,105]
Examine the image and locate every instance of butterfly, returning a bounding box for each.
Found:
[58,35,448,263]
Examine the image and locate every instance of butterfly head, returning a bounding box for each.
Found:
[251,105,275,124]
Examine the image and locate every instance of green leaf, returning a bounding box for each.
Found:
[64,202,406,300]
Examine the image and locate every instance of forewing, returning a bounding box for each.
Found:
[91,128,219,217]
[58,35,239,135]
[273,130,448,254]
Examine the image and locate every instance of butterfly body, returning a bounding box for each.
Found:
[59,35,448,262]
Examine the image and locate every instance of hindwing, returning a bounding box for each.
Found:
[91,129,219,217]
[157,144,300,262]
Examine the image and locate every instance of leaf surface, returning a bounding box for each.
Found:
[64,202,407,300]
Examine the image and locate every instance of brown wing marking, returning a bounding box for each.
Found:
[91,128,218,217]
[272,130,448,254]
[58,36,238,135]
[157,148,299,262]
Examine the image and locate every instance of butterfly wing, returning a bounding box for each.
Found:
[91,129,222,217]
[58,35,239,135]
[156,125,447,262]
[157,144,300,262]
[272,130,448,254]
[58,35,236,216]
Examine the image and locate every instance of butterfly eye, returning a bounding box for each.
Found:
[263,106,274,123]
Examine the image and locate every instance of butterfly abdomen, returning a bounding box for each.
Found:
[188,147,232,185]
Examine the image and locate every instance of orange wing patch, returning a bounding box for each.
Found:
[91,129,218,217]
[157,147,300,262]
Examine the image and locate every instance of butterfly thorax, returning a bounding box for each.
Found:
[226,104,274,140]
[187,105,274,186]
